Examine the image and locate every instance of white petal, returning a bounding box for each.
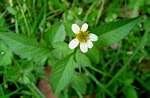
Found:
[72,24,80,34]
[89,33,98,41]
[69,39,79,49]
[81,23,88,32]
[87,40,93,48]
[80,43,88,53]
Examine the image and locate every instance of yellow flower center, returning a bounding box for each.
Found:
[76,31,89,43]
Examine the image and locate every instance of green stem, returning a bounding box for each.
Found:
[106,31,148,88]
[95,0,105,25]
[83,67,114,97]
[28,83,45,98]
[0,85,4,96]
[83,0,97,21]
[89,66,112,77]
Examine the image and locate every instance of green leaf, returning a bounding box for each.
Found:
[4,65,19,82]
[7,6,17,15]
[75,50,91,67]
[0,32,51,65]
[0,18,8,31]
[144,18,150,32]
[92,18,141,47]
[46,22,66,44]
[123,85,138,98]
[0,18,5,27]
[52,23,66,43]
[51,42,73,59]
[4,60,36,84]
[0,41,13,66]
[71,73,89,96]
[86,47,99,64]
[51,55,76,95]
[136,76,150,92]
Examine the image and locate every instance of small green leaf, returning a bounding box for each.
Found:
[7,6,17,15]
[75,50,91,67]
[123,85,138,98]
[0,41,13,66]
[53,23,66,43]
[0,18,5,27]
[0,18,8,31]
[5,60,36,85]
[51,42,73,59]
[71,73,89,95]
[51,55,76,95]
[46,22,66,44]
[144,18,150,32]
[86,47,99,64]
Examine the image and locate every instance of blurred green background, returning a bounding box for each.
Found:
[0,0,150,98]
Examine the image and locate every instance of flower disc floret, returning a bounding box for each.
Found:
[76,31,89,43]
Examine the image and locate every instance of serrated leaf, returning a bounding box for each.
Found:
[75,50,91,67]
[0,32,51,65]
[71,73,89,96]
[91,18,141,47]
[51,42,73,59]
[86,47,99,64]
[51,55,76,95]
[46,22,66,44]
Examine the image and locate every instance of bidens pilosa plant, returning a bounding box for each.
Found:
[0,0,150,98]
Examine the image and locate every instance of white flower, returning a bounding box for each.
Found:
[69,23,98,53]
